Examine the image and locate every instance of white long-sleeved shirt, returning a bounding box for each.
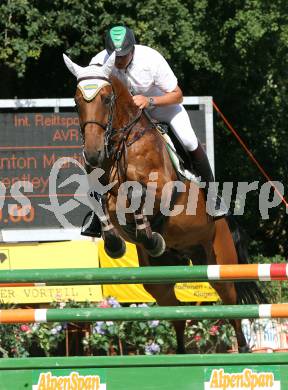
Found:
[89,45,178,97]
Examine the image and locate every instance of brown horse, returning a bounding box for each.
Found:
[64,53,265,353]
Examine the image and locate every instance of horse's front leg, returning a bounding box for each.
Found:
[101,197,127,258]
[134,207,166,257]
[88,191,126,258]
[137,246,186,354]
[143,282,186,354]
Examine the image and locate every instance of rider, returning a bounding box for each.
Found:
[82,26,227,236]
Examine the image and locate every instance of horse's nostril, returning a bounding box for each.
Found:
[84,150,102,167]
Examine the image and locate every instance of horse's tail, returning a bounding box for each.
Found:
[225,215,268,305]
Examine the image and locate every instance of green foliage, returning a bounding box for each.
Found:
[32,322,65,356]
[0,0,210,77]
[185,319,235,353]
[84,300,236,355]
[4,296,288,357]
[0,304,33,357]
[120,317,177,355]
[0,301,91,358]
[0,323,34,358]
[0,300,179,357]
[84,302,177,355]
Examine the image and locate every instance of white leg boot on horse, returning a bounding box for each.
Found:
[81,165,126,258]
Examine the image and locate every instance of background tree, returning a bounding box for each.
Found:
[0,0,287,255]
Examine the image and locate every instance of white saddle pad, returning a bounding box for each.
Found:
[162,133,199,184]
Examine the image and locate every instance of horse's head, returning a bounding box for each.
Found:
[63,53,116,168]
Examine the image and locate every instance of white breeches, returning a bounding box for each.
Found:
[148,104,198,151]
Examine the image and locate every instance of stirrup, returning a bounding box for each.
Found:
[212,213,227,221]
[81,211,102,238]
[206,195,228,220]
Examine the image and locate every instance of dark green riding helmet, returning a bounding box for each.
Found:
[105,26,136,56]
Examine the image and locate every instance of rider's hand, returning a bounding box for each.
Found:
[132,95,149,109]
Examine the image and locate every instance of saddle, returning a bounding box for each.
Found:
[154,122,198,183]
[157,122,190,167]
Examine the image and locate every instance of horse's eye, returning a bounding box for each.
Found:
[102,95,112,105]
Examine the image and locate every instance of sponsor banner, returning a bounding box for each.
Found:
[99,241,219,303]
[204,366,281,390]
[32,369,106,390]
[0,240,219,303]
[0,241,102,303]
[0,241,99,270]
[0,285,103,304]
[174,281,219,302]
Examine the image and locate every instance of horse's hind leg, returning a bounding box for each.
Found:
[137,246,186,354]
[203,239,250,353]
[210,280,250,352]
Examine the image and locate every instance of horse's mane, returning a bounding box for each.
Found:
[109,74,137,109]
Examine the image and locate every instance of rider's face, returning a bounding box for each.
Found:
[115,50,134,70]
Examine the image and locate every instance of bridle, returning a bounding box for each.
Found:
[76,75,143,168]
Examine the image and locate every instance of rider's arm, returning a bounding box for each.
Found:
[132,85,183,109]
[149,85,183,106]
[133,49,183,109]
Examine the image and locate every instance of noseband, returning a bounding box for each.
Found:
[77,75,142,168]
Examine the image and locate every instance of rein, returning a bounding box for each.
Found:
[77,76,144,168]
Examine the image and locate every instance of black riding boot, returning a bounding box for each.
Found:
[188,143,227,219]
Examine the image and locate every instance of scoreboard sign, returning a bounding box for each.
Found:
[0,97,213,238]
[0,112,90,230]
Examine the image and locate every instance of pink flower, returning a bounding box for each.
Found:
[209,325,219,336]
[98,300,111,308]
[20,324,30,332]
[194,335,202,342]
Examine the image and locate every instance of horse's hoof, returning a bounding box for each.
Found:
[104,238,126,259]
[238,345,251,353]
[146,232,166,257]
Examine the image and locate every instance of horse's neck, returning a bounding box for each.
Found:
[109,76,176,184]
[111,76,141,126]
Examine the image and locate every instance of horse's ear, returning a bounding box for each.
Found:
[63,54,83,78]
[102,52,115,77]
